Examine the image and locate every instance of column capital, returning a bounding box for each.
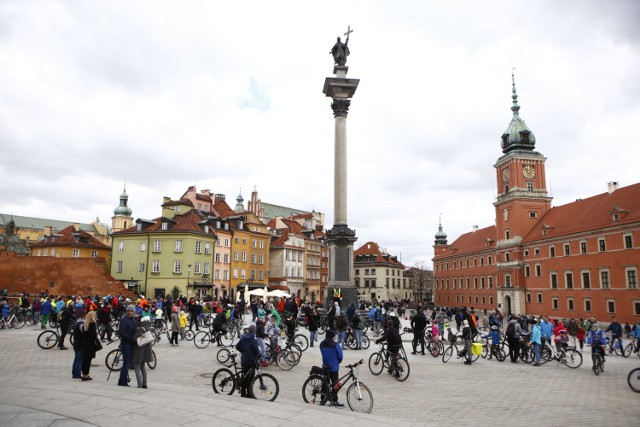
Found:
[331,99,351,117]
[326,224,357,247]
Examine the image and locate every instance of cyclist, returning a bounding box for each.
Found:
[530,318,542,366]
[587,322,606,363]
[539,316,554,348]
[235,325,261,398]
[319,329,344,408]
[376,318,402,372]
[482,325,501,360]
[211,310,228,346]
[410,306,427,355]
[605,316,623,354]
[631,321,640,353]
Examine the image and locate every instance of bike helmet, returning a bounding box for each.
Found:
[491,325,498,331]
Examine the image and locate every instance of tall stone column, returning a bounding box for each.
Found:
[323,63,359,310]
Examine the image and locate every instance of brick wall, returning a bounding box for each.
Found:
[0,251,131,297]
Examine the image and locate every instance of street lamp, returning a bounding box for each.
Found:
[187,264,192,300]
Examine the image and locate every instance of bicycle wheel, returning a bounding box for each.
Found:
[105,349,123,372]
[211,368,235,394]
[592,354,601,375]
[147,350,157,369]
[217,348,232,364]
[481,344,489,359]
[539,346,552,364]
[470,348,480,362]
[318,323,327,335]
[627,368,640,393]
[250,373,279,401]
[521,347,533,364]
[346,382,374,414]
[368,352,384,375]
[562,349,582,369]
[294,334,309,351]
[394,358,410,382]
[276,350,296,371]
[37,330,58,349]
[346,335,357,350]
[194,331,211,348]
[25,311,35,326]
[496,348,506,362]
[362,334,370,349]
[622,343,633,358]
[184,329,195,341]
[442,346,454,363]
[219,331,235,347]
[302,374,329,405]
[11,316,25,329]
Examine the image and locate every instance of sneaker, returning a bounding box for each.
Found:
[464,361,472,365]
[260,361,269,367]
[332,401,345,408]
[411,351,417,355]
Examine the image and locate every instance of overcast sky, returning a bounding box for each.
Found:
[1,1,639,269]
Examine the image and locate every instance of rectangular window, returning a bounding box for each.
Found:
[91,250,98,258]
[505,275,511,287]
[566,272,573,289]
[223,270,229,280]
[550,272,558,289]
[552,298,558,310]
[203,262,210,275]
[259,241,264,249]
[549,246,555,258]
[161,222,168,231]
[153,240,161,252]
[535,264,541,277]
[564,243,570,256]
[233,252,239,262]
[223,254,229,263]
[140,242,146,252]
[526,293,532,303]
[581,271,591,289]
[474,277,478,288]
[194,261,201,274]
[600,270,610,289]
[607,300,615,314]
[233,268,238,278]
[534,248,540,255]
[481,277,485,289]
[624,234,633,249]
[635,301,640,316]
[525,265,530,277]
[466,278,470,289]
[174,260,182,274]
[242,238,247,245]
[585,299,592,312]
[139,262,145,272]
[117,260,123,273]
[175,240,183,252]
[567,298,574,311]
[214,269,220,279]
[118,241,124,253]
[258,270,263,280]
[72,249,79,257]
[152,260,160,273]
[252,239,257,248]
[242,252,247,262]
[241,269,246,279]
[251,254,256,264]
[204,243,211,255]
[224,238,230,247]
[537,293,542,303]
[580,241,587,254]
[627,268,638,289]
[259,254,264,264]
[598,238,606,252]
[195,241,202,253]
[488,276,493,289]
[489,296,494,305]
[215,253,221,262]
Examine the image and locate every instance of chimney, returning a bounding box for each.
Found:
[472,225,479,232]
[215,193,226,200]
[44,225,52,236]
[607,181,619,194]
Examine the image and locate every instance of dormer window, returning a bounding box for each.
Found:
[613,213,619,222]
[161,222,168,231]
[136,223,142,231]
[204,225,209,233]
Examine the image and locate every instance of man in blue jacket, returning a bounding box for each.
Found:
[605,316,623,354]
[235,324,261,398]
[320,330,344,408]
[117,305,136,387]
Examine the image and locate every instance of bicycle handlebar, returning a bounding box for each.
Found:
[346,359,364,368]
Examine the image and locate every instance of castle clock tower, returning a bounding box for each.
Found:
[493,73,552,315]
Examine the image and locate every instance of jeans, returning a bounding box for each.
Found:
[309,330,318,345]
[354,329,363,349]
[118,344,133,385]
[337,331,346,349]
[257,337,266,359]
[609,336,623,353]
[133,363,147,387]
[72,351,83,378]
[533,342,541,364]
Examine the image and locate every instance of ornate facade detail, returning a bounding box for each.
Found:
[325,224,357,247]
[331,99,351,117]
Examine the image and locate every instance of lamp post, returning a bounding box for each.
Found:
[187,264,192,300]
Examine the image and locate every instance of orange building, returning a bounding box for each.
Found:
[433,74,640,322]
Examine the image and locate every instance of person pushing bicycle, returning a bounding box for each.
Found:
[320,329,344,408]
[376,318,402,367]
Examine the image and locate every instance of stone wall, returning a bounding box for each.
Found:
[0,251,131,297]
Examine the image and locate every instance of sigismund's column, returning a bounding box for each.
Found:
[323,27,359,310]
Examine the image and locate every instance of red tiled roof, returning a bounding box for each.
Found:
[445,226,497,255]
[214,198,237,218]
[524,182,640,242]
[114,210,212,235]
[354,241,404,267]
[31,225,111,250]
[162,198,193,207]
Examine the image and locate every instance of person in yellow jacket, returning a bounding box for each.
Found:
[179,310,188,341]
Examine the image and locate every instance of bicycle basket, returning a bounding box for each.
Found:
[310,366,325,376]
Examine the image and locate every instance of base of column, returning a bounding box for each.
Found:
[325,286,359,312]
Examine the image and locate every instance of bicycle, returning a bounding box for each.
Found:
[480,339,506,362]
[368,342,410,381]
[441,332,480,363]
[0,307,26,329]
[105,340,156,371]
[539,342,582,368]
[345,327,371,350]
[622,337,639,358]
[37,324,75,349]
[302,359,374,413]
[211,354,279,401]
[627,367,640,393]
[193,326,234,348]
[264,336,302,371]
[590,345,605,375]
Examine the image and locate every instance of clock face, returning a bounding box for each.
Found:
[502,168,510,182]
[523,165,535,179]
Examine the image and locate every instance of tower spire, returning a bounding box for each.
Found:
[500,69,536,153]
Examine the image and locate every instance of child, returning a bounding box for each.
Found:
[555,328,569,353]
[179,310,187,341]
[482,325,501,359]
[431,322,440,341]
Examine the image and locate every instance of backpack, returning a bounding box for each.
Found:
[506,322,516,338]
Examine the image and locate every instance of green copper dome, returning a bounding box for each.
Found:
[501,72,536,153]
[114,188,132,216]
